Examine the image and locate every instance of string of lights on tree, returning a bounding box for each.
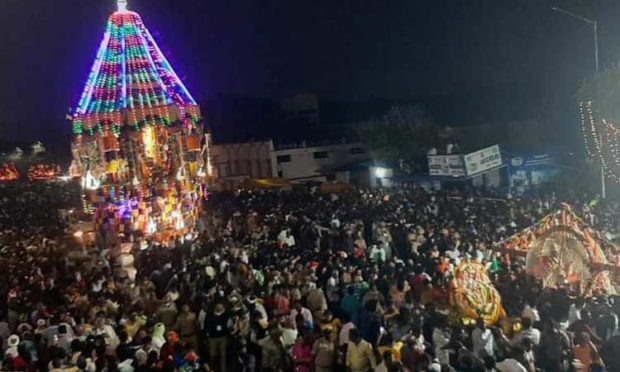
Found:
[580,100,620,184]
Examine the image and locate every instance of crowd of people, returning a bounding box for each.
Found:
[1,182,620,372]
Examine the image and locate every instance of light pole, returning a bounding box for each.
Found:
[552,7,605,198]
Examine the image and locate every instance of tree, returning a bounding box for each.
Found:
[578,64,620,123]
[355,105,440,167]
[6,147,23,163]
[1,142,48,176]
[31,141,46,156]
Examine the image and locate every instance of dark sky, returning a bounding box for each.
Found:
[1,0,620,144]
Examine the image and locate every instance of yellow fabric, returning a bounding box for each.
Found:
[392,342,403,362]
[125,316,147,339]
[449,261,504,325]
[240,178,292,190]
[320,319,341,343]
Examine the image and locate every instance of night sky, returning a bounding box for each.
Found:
[1,0,620,145]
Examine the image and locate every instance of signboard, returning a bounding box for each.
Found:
[464,145,502,176]
[428,155,466,177]
[508,154,558,192]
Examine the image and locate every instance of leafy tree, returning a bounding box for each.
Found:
[1,142,48,175]
[356,105,440,166]
[578,64,620,122]
[31,141,46,156]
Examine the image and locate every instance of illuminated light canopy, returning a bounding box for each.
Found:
[71,2,210,239]
[73,2,199,135]
[118,0,128,12]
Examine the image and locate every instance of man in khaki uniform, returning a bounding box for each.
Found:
[306,283,328,322]
[313,328,336,372]
[174,304,197,348]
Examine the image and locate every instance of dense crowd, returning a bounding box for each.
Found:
[1,182,620,372]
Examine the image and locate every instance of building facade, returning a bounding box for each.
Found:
[274,141,367,183]
[210,140,277,190]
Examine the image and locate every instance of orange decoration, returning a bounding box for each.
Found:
[185,136,201,152]
[28,164,61,182]
[102,134,120,152]
[498,203,618,296]
[0,164,20,182]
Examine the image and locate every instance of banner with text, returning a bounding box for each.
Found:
[428,155,466,177]
[464,145,502,176]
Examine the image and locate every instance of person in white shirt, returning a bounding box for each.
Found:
[289,301,313,330]
[94,317,119,351]
[151,323,166,353]
[433,325,452,365]
[521,301,540,323]
[472,318,495,359]
[56,324,75,353]
[278,317,298,349]
[5,334,19,358]
[510,318,541,346]
[496,357,528,372]
[369,245,386,263]
[568,299,584,326]
[326,270,340,306]
[446,246,461,264]
[134,336,156,365]
[472,250,484,263]
[277,229,296,248]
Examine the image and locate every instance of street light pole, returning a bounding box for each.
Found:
[552,7,605,198]
[593,21,605,199]
[594,21,599,72]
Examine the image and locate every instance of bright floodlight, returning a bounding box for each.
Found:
[375,167,387,178]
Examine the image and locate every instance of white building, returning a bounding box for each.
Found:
[273,140,368,183]
[208,138,372,188]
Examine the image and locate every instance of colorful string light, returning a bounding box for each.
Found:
[580,100,620,184]
[72,6,199,135]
